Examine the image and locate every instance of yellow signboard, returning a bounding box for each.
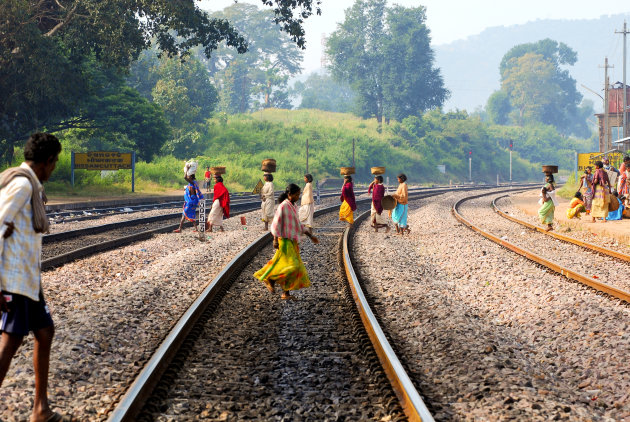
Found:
[577,152,623,172]
[252,179,263,194]
[74,151,133,170]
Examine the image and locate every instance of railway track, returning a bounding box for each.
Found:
[106,192,457,421]
[453,190,630,304]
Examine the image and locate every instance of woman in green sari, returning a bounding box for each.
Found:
[538,174,557,231]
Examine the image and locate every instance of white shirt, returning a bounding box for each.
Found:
[0,163,43,301]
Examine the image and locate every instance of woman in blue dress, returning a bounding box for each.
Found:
[174,174,204,233]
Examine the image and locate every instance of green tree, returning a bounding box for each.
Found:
[326,0,448,124]
[293,72,356,112]
[497,39,585,135]
[0,0,320,162]
[206,3,304,113]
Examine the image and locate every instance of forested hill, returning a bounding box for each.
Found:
[436,13,630,111]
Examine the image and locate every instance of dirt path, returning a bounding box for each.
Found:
[512,189,630,244]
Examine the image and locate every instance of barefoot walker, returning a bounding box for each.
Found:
[538,174,557,231]
[0,133,63,422]
[254,184,319,300]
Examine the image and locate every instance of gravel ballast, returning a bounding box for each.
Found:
[352,189,630,421]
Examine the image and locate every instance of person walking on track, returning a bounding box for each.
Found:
[0,133,64,422]
[206,175,230,232]
[391,173,410,234]
[298,174,314,233]
[368,175,389,232]
[260,173,275,231]
[339,175,356,225]
[538,174,557,231]
[203,166,211,193]
[174,174,203,233]
[254,184,319,300]
[579,167,594,215]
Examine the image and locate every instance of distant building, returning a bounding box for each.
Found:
[596,81,630,152]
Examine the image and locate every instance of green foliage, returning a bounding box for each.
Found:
[293,72,356,112]
[326,0,448,124]
[493,38,589,137]
[205,3,304,113]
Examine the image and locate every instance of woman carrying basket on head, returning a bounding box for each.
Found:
[175,165,203,233]
[538,174,557,231]
[391,173,410,235]
[368,175,390,232]
[254,184,319,300]
[206,175,230,232]
[339,175,356,225]
[298,174,315,233]
[261,173,275,231]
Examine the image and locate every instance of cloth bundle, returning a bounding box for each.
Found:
[184,160,198,177]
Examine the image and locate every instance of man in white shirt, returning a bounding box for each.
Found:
[0,133,62,422]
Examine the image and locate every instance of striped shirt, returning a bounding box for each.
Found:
[270,199,305,242]
[0,163,43,301]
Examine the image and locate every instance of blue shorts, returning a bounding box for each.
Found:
[1,292,54,336]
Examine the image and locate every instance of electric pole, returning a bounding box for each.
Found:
[600,58,614,152]
[306,138,309,174]
[352,138,355,168]
[616,21,629,139]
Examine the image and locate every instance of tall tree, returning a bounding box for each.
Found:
[326,0,448,124]
[496,38,585,135]
[204,3,304,113]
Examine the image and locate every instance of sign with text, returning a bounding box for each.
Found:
[577,152,623,172]
[74,151,133,170]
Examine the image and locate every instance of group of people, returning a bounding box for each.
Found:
[365,173,411,234]
[543,156,630,230]
[174,168,230,235]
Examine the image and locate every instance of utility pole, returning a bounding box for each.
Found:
[600,58,614,152]
[306,138,309,174]
[352,138,356,168]
[468,150,472,183]
[616,21,629,138]
[509,140,513,185]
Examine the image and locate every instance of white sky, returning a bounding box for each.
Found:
[199,0,630,74]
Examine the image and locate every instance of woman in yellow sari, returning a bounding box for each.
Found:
[254,184,319,300]
[590,161,611,223]
[339,175,356,224]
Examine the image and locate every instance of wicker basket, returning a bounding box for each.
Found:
[381,195,397,210]
[211,166,226,175]
[261,159,277,173]
[542,165,558,174]
[340,167,356,175]
[371,166,386,175]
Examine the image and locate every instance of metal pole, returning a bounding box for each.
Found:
[71,151,75,187]
[496,173,499,186]
[574,151,578,179]
[509,150,512,184]
[468,157,472,182]
[306,138,309,174]
[352,138,355,168]
[131,151,136,193]
[605,58,610,152]
[616,21,628,138]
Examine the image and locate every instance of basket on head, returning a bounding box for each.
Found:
[381,195,397,210]
[340,167,356,176]
[371,166,386,175]
[542,165,558,174]
[261,159,277,173]
[211,166,226,175]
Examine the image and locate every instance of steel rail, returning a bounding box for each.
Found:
[107,190,447,422]
[453,192,630,304]
[342,210,434,422]
[492,194,630,262]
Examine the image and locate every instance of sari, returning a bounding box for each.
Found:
[392,204,409,227]
[182,181,203,222]
[368,183,388,225]
[580,173,594,212]
[566,198,585,219]
[339,182,356,224]
[538,182,556,224]
[208,182,230,226]
[591,169,610,219]
[261,181,275,222]
[254,199,311,292]
[607,198,624,221]
[298,182,314,228]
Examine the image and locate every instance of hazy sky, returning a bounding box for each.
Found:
[199,0,630,74]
